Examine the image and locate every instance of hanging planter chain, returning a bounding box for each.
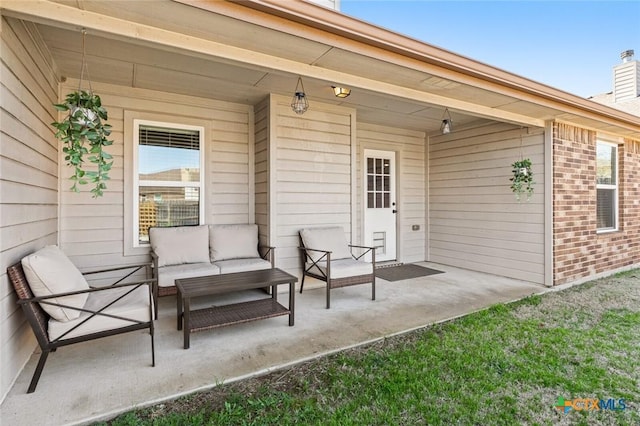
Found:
[51,28,113,198]
[79,29,92,93]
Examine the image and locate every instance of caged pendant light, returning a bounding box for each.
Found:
[440,107,453,134]
[291,77,309,115]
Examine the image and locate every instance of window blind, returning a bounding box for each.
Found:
[139,125,199,150]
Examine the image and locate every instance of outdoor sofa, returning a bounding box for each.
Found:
[149,224,274,298]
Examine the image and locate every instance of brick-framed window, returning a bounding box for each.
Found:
[596,140,618,232]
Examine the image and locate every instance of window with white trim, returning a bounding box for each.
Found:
[134,120,205,246]
[596,141,618,232]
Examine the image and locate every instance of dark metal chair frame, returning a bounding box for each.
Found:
[298,233,376,309]
[7,261,156,393]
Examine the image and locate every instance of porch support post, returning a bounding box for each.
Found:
[350,112,357,245]
[544,120,554,287]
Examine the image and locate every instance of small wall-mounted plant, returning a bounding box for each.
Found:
[52,90,113,197]
[510,158,534,201]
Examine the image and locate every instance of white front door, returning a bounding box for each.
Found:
[364,150,397,262]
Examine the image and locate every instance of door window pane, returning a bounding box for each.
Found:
[366,156,392,209]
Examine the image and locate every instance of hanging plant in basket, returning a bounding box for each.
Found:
[52,91,113,197]
[51,29,113,198]
[510,158,534,201]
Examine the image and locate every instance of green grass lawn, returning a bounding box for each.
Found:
[103,271,640,425]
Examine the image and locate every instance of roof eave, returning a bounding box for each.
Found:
[219,0,640,136]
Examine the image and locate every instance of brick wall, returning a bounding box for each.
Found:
[553,122,640,284]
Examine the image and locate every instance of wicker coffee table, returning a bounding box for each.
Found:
[175,268,297,349]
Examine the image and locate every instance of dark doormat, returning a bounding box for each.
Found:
[375,264,444,282]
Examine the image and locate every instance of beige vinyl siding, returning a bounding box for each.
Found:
[357,123,426,263]
[209,108,254,224]
[254,97,270,245]
[429,123,545,284]
[0,17,59,401]
[58,80,253,271]
[271,95,355,273]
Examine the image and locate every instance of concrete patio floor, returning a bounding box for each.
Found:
[1,263,546,425]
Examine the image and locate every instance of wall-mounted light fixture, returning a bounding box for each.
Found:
[331,86,351,98]
[440,108,453,134]
[291,76,309,115]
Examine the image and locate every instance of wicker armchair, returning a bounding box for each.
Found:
[7,246,155,393]
[299,227,376,309]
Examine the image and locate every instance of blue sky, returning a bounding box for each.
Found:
[341,1,640,97]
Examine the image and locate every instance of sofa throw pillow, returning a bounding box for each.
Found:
[209,224,260,261]
[300,227,352,263]
[21,245,90,322]
[149,225,210,267]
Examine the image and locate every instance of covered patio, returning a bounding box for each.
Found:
[3,0,640,419]
[1,264,544,425]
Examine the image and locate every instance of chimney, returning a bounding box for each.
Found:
[614,49,640,102]
[621,50,635,63]
[306,0,340,10]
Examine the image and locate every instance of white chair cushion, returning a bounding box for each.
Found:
[214,258,272,274]
[307,258,373,279]
[156,263,220,288]
[300,227,352,262]
[48,284,151,341]
[209,224,260,261]
[149,225,210,267]
[21,246,90,322]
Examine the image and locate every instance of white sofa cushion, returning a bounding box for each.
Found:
[157,263,220,288]
[149,225,210,267]
[21,246,90,322]
[209,224,260,261]
[307,258,373,279]
[300,227,352,262]
[48,284,151,341]
[214,258,272,274]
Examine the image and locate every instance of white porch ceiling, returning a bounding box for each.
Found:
[9,0,636,137]
[38,23,485,133]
